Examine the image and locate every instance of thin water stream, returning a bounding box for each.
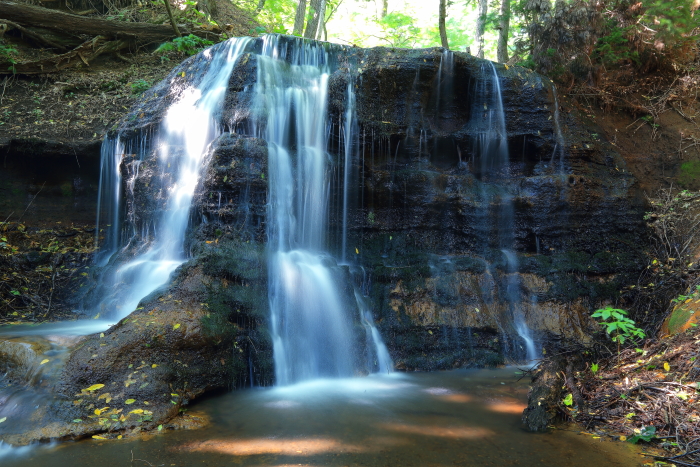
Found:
[0,368,642,466]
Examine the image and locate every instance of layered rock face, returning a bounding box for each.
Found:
[111,35,646,372]
[0,36,650,444]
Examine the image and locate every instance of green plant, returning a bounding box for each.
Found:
[672,284,700,304]
[594,22,640,67]
[129,79,151,95]
[0,38,18,73]
[591,306,646,345]
[590,363,599,373]
[155,34,214,56]
[628,425,656,444]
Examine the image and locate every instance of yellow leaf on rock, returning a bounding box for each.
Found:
[173,323,181,330]
[129,409,144,414]
[151,364,158,368]
[355,248,359,254]
[92,435,107,440]
[85,384,105,392]
[40,359,50,365]
[619,435,627,441]
[125,399,136,405]
[664,362,670,372]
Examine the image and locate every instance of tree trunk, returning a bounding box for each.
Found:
[163,0,182,37]
[497,0,510,63]
[381,0,388,18]
[475,0,487,58]
[314,0,327,40]
[438,0,449,49]
[0,1,182,42]
[293,0,307,36]
[303,0,323,39]
[196,0,218,22]
[254,0,266,15]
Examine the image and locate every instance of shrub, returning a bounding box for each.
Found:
[155,34,214,56]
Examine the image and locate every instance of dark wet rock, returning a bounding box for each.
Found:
[105,35,646,372]
[522,357,566,431]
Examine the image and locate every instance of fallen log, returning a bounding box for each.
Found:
[0,1,181,42]
[1,19,68,51]
[0,36,130,74]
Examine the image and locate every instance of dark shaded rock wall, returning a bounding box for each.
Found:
[100,35,646,375]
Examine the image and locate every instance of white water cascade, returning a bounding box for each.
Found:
[472,62,539,362]
[95,38,251,321]
[254,36,392,385]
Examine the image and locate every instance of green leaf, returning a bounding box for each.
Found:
[591,363,599,373]
[563,393,573,406]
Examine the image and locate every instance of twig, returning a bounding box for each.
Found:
[17,181,45,222]
[131,449,164,466]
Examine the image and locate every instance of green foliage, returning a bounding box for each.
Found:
[562,393,573,406]
[0,38,18,73]
[129,79,151,95]
[628,425,656,444]
[590,363,599,373]
[156,34,214,56]
[594,22,639,67]
[591,306,645,344]
[375,12,421,48]
[671,284,700,304]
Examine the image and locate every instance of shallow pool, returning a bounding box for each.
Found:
[1,368,643,466]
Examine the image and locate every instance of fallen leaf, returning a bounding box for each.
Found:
[129,409,144,414]
[173,323,181,330]
[664,362,670,372]
[85,384,105,392]
[92,435,107,440]
[125,399,136,405]
[40,359,50,365]
[0,417,6,424]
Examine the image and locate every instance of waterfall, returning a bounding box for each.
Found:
[253,36,350,385]
[94,38,252,321]
[252,36,392,385]
[472,62,538,362]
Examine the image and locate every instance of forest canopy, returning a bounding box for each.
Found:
[239,0,699,81]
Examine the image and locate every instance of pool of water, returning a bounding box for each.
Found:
[1,368,643,466]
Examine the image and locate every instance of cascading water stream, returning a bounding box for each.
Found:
[94,37,251,322]
[253,36,392,385]
[255,37,352,385]
[472,62,538,362]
